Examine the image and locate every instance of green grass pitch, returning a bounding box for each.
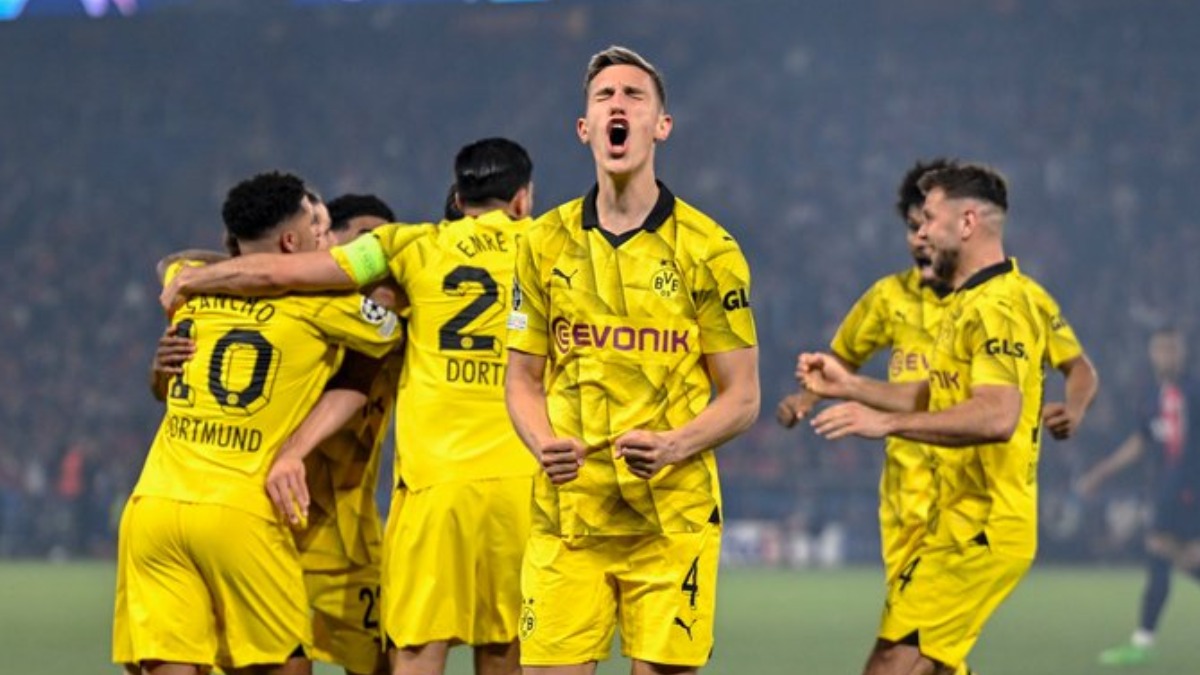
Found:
[4,563,1197,674]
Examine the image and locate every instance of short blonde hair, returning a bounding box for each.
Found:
[584,45,667,109]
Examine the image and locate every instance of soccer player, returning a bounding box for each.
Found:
[115,171,400,675]
[1077,326,1200,666]
[143,193,403,675]
[504,46,760,675]
[776,159,1097,588]
[157,138,540,675]
[799,164,1057,675]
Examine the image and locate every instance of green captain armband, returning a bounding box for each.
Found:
[333,234,389,286]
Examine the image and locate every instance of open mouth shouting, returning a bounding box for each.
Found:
[607,118,630,156]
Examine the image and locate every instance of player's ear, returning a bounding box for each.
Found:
[576,117,589,145]
[510,184,533,219]
[654,112,673,143]
[280,229,299,253]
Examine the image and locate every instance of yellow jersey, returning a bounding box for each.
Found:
[830,268,950,571]
[134,262,402,522]
[507,184,758,536]
[925,259,1049,559]
[330,210,538,491]
[296,351,403,571]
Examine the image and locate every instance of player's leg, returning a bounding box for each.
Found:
[391,642,450,675]
[380,482,463,675]
[522,666,597,675]
[303,567,388,675]
[875,542,1028,675]
[141,662,205,675]
[123,497,218,673]
[861,639,947,675]
[470,476,531,675]
[191,504,311,674]
[472,641,519,675]
[618,523,720,675]
[519,532,617,674]
[1098,531,1177,665]
[224,653,312,675]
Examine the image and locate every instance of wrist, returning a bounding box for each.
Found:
[660,430,691,463]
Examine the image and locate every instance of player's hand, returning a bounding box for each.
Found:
[266,454,309,526]
[537,438,586,485]
[159,267,195,317]
[796,352,855,400]
[615,430,683,480]
[153,324,196,376]
[1043,402,1081,440]
[775,392,816,428]
[811,402,893,440]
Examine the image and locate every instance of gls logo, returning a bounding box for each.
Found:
[984,338,1026,359]
[722,288,750,311]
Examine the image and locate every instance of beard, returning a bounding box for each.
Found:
[931,246,959,287]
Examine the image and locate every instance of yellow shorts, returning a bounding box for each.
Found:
[119,496,311,669]
[304,564,386,675]
[878,536,1031,669]
[878,445,933,583]
[520,523,721,668]
[111,502,135,667]
[381,477,530,648]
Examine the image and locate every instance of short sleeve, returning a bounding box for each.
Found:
[695,231,757,354]
[830,280,894,367]
[506,228,549,356]
[966,299,1034,389]
[307,294,403,359]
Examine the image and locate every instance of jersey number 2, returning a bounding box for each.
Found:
[439,265,501,353]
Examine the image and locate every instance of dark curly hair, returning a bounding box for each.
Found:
[895,158,956,220]
[221,171,309,242]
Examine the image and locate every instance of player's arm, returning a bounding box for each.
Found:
[161,250,356,308]
[797,352,928,412]
[266,351,380,525]
[1075,431,1145,497]
[616,346,760,479]
[777,355,859,428]
[505,349,586,485]
[155,249,228,283]
[812,384,1021,446]
[148,324,195,402]
[1044,354,1099,440]
[160,231,406,313]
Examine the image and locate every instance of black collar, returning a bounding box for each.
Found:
[956,258,1015,293]
[582,181,676,247]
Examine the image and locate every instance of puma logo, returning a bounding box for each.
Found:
[551,267,578,289]
[673,617,697,641]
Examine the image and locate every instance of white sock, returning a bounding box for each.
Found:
[1131,629,1156,648]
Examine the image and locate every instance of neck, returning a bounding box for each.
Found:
[595,165,659,235]
[461,200,513,219]
[237,240,279,256]
[951,241,1006,289]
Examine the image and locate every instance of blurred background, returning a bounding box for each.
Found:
[0,0,1198,672]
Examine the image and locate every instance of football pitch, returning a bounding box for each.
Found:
[6,563,1198,675]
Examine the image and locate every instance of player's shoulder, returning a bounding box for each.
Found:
[672,196,736,242]
[161,258,207,288]
[532,197,585,235]
[372,220,438,253]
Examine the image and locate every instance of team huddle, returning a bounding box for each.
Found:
[113,44,1149,675]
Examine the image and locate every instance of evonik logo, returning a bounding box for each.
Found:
[551,316,690,355]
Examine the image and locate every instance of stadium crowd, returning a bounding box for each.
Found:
[0,0,1197,562]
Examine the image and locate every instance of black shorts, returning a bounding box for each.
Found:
[1151,488,1200,540]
